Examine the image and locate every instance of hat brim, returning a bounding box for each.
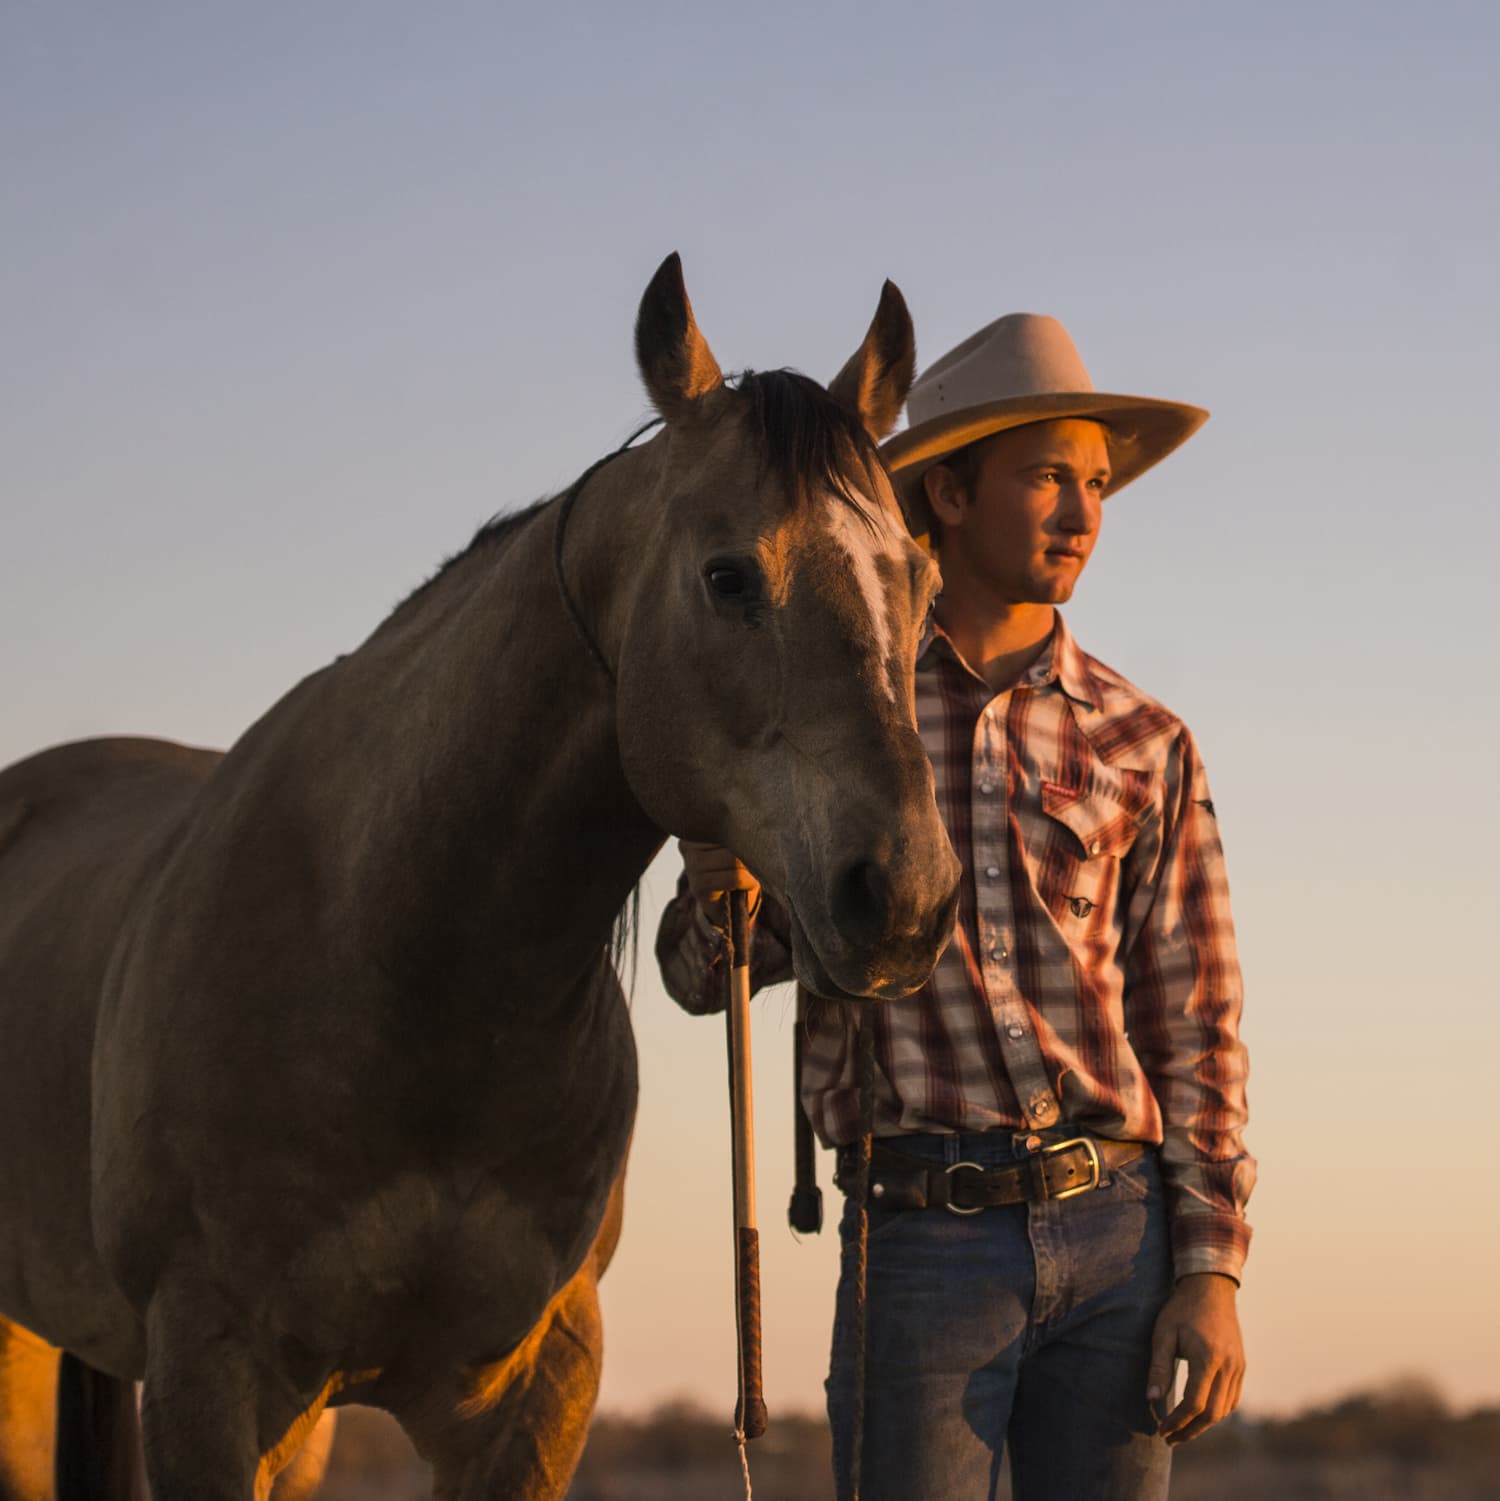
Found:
[881,392,1208,526]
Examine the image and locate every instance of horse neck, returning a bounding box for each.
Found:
[331,444,665,1005]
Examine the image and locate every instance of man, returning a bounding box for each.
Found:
[656,312,1254,1499]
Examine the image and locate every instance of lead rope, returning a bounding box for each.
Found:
[841,1007,878,1501]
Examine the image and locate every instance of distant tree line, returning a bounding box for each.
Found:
[318,1376,1500,1501]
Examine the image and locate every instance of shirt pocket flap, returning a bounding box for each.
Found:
[1041,779,1144,859]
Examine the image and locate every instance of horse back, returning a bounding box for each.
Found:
[0,736,220,1365]
[0,737,221,962]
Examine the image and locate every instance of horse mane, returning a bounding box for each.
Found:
[609,884,641,1000]
[392,366,886,624]
[386,495,552,622]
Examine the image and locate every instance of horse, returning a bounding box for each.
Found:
[0,253,960,1501]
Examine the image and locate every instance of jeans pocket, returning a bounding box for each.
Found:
[839,1195,922,1250]
[1107,1152,1158,1202]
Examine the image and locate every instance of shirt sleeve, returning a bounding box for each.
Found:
[654,872,797,1015]
[1122,728,1256,1283]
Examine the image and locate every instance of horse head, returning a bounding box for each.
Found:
[611,254,959,1001]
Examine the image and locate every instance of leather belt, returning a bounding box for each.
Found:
[836,1136,1147,1214]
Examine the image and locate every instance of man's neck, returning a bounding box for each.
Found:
[933,596,1056,694]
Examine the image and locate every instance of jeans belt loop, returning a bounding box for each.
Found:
[1027,1149,1051,1203]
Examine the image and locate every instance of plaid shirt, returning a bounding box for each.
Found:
[656,615,1254,1281]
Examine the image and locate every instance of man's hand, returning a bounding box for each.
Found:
[1147,1272,1244,1446]
[679,840,761,927]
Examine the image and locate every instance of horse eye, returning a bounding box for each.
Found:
[706,564,748,598]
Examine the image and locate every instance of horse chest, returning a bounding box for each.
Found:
[273,1018,635,1349]
[277,1162,615,1370]
[306,1010,636,1368]
[94,949,640,1382]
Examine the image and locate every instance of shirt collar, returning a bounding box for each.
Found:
[916,612,1102,711]
[1043,614,1103,711]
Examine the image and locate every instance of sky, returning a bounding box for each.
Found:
[3,0,1498,1426]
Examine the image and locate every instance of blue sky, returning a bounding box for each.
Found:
[3,2,1497,1418]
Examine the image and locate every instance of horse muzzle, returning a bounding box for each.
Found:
[786,856,959,1003]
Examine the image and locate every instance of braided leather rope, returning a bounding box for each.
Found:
[840,1008,878,1501]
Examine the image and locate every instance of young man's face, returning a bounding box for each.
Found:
[929,418,1110,606]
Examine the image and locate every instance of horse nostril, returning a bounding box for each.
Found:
[837,859,893,936]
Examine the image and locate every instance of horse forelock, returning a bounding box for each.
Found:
[731,368,890,528]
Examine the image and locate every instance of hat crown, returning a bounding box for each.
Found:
[907,313,1095,428]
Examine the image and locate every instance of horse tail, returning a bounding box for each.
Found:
[54,1352,145,1501]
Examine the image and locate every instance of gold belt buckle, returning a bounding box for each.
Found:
[1039,1137,1102,1200]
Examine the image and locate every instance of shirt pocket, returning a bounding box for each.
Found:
[1036,777,1148,923]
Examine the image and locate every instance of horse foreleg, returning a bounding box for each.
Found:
[268,1411,337,1501]
[400,1264,604,1501]
[0,1317,58,1501]
[138,1283,328,1501]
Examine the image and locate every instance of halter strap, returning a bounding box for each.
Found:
[551,417,665,682]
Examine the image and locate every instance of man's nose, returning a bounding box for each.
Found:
[1058,482,1097,532]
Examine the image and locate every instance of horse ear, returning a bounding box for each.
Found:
[827,280,916,442]
[635,253,724,422]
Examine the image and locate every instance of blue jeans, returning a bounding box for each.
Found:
[826,1127,1174,1501]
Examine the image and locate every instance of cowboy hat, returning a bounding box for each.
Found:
[881,313,1208,529]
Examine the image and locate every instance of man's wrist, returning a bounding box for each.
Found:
[1175,1271,1239,1294]
[692,900,729,942]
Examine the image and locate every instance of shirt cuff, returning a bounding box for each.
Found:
[654,887,729,1016]
[1170,1211,1251,1285]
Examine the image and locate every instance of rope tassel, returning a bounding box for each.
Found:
[788,985,824,1235]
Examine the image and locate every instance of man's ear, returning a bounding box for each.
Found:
[923,462,967,530]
